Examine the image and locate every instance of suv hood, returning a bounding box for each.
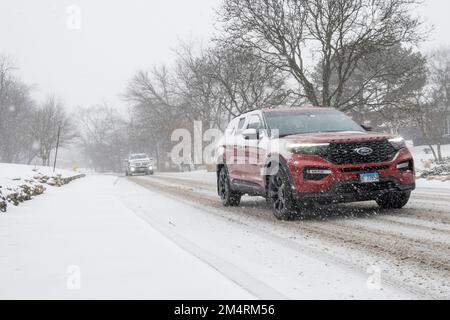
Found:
[280,131,396,144]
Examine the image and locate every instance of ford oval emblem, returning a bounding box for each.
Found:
[355,147,373,156]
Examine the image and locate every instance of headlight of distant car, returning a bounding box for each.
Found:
[388,137,406,151]
[287,143,330,155]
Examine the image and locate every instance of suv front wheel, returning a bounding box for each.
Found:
[218,167,241,207]
[268,167,298,220]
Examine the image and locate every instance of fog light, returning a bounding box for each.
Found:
[303,167,332,181]
[306,169,332,175]
[131,167,136,172]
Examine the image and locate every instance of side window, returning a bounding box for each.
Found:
[247,115,263,130]
[237,118,246,130]
[234,117,246,135]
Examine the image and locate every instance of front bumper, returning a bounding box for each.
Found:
[293,177,415,204]
[286,148,416,203]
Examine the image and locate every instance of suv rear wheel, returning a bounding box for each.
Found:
[376,191,410,209]
[218,167,241,207]
[268,167,298,220]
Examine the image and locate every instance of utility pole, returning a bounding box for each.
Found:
[53,125,61,173]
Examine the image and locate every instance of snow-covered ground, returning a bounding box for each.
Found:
[409,143,450,171]
[0,163,77,190]
[416,178,450,189]
[0,173,414,299]
[0,173,253,299]
[409,145,450,184]
[119,177,417,299]
[1,163,449,299]
[0,163,86,213]
[410,143,450,186]
[127,170,450,299]
[0,163,89,215]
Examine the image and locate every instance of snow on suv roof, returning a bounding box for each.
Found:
[263,106,337,113]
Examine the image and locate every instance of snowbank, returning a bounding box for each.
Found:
[409,143,450,186]
[409,143,450,171]
[0,163,85,212]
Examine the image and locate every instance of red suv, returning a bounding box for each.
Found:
[216,107,415,220]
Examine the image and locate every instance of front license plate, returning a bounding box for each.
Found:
[360,172,380,183]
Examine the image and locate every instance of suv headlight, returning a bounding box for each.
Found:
[388,137,406,151]
[287,143,329,155]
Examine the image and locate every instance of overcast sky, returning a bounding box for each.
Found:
[0,0,449,112]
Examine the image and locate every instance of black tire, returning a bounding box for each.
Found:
[268,166,298,220]
[376,191,411,209]
[217,167,241,207]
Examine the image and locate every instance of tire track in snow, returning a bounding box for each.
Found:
[114,182,287,300]
[129,175,450,299]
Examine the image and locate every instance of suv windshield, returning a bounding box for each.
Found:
[130,154,148,160]
[265,111,364,137]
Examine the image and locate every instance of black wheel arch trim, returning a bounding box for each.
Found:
[264,154,296,192]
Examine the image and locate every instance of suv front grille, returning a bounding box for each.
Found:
[326,140,397,165]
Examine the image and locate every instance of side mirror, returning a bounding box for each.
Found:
[242,128,259,140]
[361,124,373,132]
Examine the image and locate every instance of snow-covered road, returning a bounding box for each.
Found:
[1,171,449,299]
[127,171,450,299]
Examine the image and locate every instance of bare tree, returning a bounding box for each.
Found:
[400,49,450,162]
[336,45,427,131]
[125,66,178,111]
[0,55,37,163]
[173,42,225,128]
[219,0,425,109]
[30,96,76,166]
[426,48,450,161]
[207,45,295,119]
[407,89,442,161]
[123,41,296,168]
[77,105,128,172]
[124,67,190,168]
